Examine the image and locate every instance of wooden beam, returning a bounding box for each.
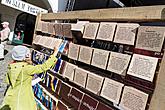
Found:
[32,13,42,43]
[41,5,165,22]
[149,51,165,110]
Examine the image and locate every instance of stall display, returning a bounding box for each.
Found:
[31,6,165,110]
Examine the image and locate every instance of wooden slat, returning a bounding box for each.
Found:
[41,5,165,22]
[149,51,165,110]
[32,13,42,43]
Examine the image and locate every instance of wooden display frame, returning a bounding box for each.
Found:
[33,5,165,110]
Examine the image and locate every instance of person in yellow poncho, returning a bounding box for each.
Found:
[0,45,58,110]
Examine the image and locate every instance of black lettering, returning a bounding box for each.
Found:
[17,2,20,8]
[21,3,25,9]
[5,0,11,4]
[13,0,17,7]
[27,5,30,11]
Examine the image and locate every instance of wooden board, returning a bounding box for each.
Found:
[83,23,99,39]
[71,21,89,33]
[135,26,165,52]
[113,23,139,45]
[149,51,165,110]
[68,43,80,60]
[41,22,49,33]
[62,23,73,38]
[41,5,165,22]
[78,46,93,65]
[91,48,110,69]
[96,22,117,41]
[74,67,88,88]
[48,23,55,35]
[54,23,63,37]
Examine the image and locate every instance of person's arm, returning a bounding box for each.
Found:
[24,48,58,75]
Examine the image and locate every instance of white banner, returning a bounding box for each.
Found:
[1,0,48,16]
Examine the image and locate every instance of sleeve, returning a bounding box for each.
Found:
[24,55,57,75]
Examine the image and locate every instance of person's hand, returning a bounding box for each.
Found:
[53,47,58,56]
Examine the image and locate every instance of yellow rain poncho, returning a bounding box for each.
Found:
[0,55,57,110]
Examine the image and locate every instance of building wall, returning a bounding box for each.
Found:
[73,0,109,10]
[0,0,67,31]
[0,4,22,31]
[48,0,58,12]
[58,0,68,12]
[26,0,50,10]
[48,0,68,12]
[0,0,51,31]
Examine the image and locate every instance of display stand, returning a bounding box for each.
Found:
[32,5,165,110]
